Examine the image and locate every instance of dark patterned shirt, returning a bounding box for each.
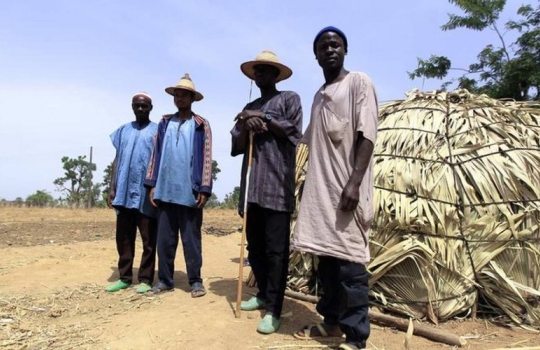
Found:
[231,91,303,213]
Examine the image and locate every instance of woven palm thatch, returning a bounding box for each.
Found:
[287,89,540,328]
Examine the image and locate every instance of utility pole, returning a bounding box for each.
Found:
[88,146,93,209]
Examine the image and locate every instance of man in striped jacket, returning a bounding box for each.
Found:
[145,74,212,298]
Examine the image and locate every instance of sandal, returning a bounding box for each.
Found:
[150,281,173,295]
[241,296,266,311]
[136,282,152,294]
[190,282,207,298]
[294,323,344,340]
[257,313,280,334]
[105,280,131,293]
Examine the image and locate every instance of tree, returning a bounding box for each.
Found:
[222,186,241,209]
[212,160,221,182]
[54,155,100,207]
[14,197,24,207]
[205,160,221,209]
[101,162,113,203]
[409,0,540,100]
[26,190,54,207]
[205,193,221,208]
[506,3,540,99]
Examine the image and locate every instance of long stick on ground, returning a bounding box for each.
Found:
[283,290,466,347]
[370,310,467,347]
[235,131,254,318]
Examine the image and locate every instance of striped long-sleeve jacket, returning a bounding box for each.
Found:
[145,113,213,195]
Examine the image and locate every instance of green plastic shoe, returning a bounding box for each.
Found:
[240,296,266,311]
[257,313,280,334]
[105,280,131,292]
[136,282,152,294]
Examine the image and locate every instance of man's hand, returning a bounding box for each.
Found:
[149,188,157,208]
[339,135,373,212]
[339,181,360,212]
[235,110,267,133]
[196,193,208,208]
[107,190,115,209]
[234,110,263,121]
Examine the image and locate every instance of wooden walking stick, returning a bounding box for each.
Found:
[235,131,254,318]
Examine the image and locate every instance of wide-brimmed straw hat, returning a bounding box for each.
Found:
[165,73,204,101]
[240,50,292,83]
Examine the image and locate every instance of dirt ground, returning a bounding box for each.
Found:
[1,208,539,350]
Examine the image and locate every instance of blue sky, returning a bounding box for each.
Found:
[0,0,533,201]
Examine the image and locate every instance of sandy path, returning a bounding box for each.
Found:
[1,227,539,349]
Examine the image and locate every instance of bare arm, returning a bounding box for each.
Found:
[339,133,374,212]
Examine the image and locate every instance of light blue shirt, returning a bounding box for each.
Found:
[153,116,197,207]
[110,121,158,218]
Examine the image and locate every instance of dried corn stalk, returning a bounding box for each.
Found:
[287,143,318,295]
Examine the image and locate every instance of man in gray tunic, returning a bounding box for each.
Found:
[292,27,378,350]
[231,50,303,334]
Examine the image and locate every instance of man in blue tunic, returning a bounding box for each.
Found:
[145,74,213,298]
[106,92,158,294]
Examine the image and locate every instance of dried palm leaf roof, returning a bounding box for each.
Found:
[288,89,540,329]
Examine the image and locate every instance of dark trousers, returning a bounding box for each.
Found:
[157,202,203,288]
[246,204,290,318]
[317,256,370,346]
[115,207,157,285]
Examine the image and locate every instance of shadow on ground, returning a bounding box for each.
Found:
[208,277,324,338]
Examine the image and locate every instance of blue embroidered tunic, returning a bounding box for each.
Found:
[110,121,158,217]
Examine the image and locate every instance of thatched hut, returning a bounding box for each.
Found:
[287,89,540,329]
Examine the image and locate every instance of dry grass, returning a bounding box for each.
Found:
[0,207,116,224]
[0,284,162,349]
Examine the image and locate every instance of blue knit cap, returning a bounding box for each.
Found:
[313,26,348,54]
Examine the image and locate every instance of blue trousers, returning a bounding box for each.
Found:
[317,256,370,347]
[156,202,203,288]
[246,204,290,318]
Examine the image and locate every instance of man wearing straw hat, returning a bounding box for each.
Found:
[145,74,213,298]
[105,92,158,294]
[292,27,378,350]
[231,50,303,334]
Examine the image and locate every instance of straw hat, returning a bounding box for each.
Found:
[240,50,292,83]
[165,73,204,101]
